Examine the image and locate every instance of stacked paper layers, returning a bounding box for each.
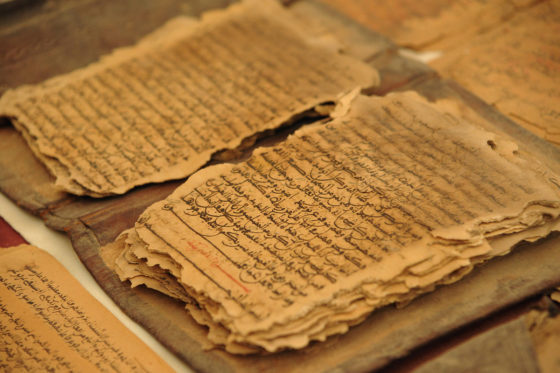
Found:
[103,92,560,353]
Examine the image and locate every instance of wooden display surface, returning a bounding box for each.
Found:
[1,1,559,372]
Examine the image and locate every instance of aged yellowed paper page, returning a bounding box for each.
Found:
[0,0,378,197]
[0,244,173,372]
[103,92,560,353]
[432,0,560,145]
[320,0,537,50]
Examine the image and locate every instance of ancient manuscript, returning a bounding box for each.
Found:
[0,0,378,197]
[432,0,560,145]
[0,244,173,372]
[102,91,560,353]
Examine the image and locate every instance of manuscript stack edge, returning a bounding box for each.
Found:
[101,92,560,353]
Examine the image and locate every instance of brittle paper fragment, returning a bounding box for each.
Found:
[0,0,378,197]
[102,92,560,353]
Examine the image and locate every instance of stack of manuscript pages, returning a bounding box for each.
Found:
[0,0,377,197]
[102,92,560,354]
[4,0,559,356]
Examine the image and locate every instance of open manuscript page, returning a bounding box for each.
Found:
[102,92,560,353]
[0,0,377,197]
[0,245,173,372]
[432,0,560,145]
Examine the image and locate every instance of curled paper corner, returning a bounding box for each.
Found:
[331,87,362,119]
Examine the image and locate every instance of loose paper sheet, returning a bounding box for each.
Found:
[0,244,173,372]
[432,0,560,145]
[103,92,560,353]
[0,0,378,197]
[320,0,537,50]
